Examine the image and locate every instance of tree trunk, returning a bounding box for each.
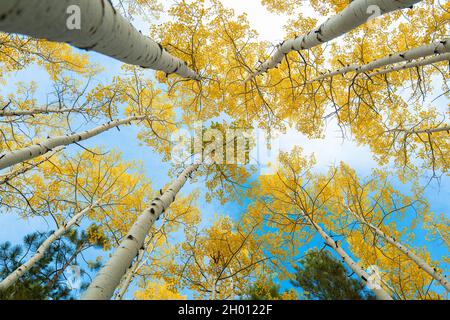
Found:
[300,211,393,300]
[114,247,146,300]
[247,0,422,80]
[0,203,96,291]
[391,125,450,135]
[0,147,64,185]
[347,208,450,292]
[0,0,200,80]
[0,107,86,117]
[0,116,145,171]
[81,164,200,300]
[366,53,450,77]
[309,39,449,82]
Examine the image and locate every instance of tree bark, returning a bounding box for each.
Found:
[0,147,64,185]
[300,211,393,300]
[309,39,449,82]
[114,247,145,300]
[247,0,422,80]
[0,0,200,80]
[0,107,86,117]
[366,53,450,77]
[347,207,450,292]
[81,163,200,300]
[0,203,97,292]
[0,116,145,171]
[391,125,450,135]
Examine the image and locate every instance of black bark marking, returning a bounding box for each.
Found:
[106,0,117,15]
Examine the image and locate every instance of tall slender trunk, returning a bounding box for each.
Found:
[115,247,146,300]
[300,211,393,300]
[0,147,64,185]
[0,116,145,171]
[0,0,200,80]
[0,107,86,117]
[366,53,450,77]
[347,208,450,292]
[0,203,97,291]
[247,0,421,80]
[81,163,200,300]
[391,125,450,135]
[115,226,165,299]
[309,39,449,82]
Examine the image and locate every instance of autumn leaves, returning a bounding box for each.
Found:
[0,0,449,300]
[0,0,200,80]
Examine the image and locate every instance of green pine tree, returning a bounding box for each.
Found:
[0,226,105,300]
[291,248,375,300]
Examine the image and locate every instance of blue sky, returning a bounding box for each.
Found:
[0,0,448,300]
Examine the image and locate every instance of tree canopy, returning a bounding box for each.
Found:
[0,0,448,301]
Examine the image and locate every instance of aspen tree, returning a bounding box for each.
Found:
[0,147,63,185]
[366,53,450,77]
[0,0,200,80]
[0,202,100,291]
[0,116,145,171]
[247,0,422,79]
[249,148,396,299]
[345,206,450,292]
[0,107,87,118]
[81,163,199,300]
[326,163,448,298]
[115,192,202,300]
[309,39,450,82]
[114,248,145,300]
[301,211,393,300]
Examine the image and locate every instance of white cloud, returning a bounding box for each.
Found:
[221,0,287,42]
[218,1,377,174]
[279,122,378,175]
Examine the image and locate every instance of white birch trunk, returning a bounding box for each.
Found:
[392,125,450,135]
[114,247,145,300]
[347,208,450,292]
[301,212,393,300]
[309,39,449,82]
[0,0,200,80]
[366,53,450,77]
[0,116,145,171]
[81,163,200,300]
[0,147,64,185]
[0,107,85,117]
[115,231,162,300]
[0,203,98,291]
[247,0,422,80]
